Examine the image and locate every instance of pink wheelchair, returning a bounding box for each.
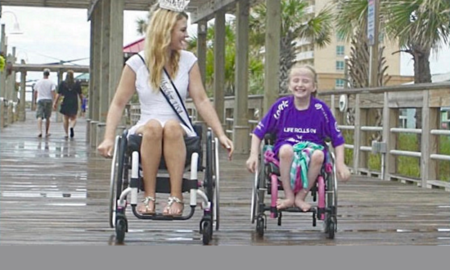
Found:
[250,133,338,239]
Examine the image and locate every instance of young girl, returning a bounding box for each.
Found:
[246,64,350,212]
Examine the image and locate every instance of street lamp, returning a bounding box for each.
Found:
[0,11,23,35]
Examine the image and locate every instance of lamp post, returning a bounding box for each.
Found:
[0,11,23,35]
[1,10,23,99]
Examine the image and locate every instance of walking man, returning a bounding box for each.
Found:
[34,69,56,137]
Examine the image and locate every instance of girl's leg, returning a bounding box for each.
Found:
[294,150,324,211]
[277,144,295,209]
[135,120,163,214]
[162,120,186,216]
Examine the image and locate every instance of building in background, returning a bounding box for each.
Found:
[294,0,413,91]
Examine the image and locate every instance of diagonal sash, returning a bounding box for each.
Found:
[135,53,196,135]
[160,68,196,135]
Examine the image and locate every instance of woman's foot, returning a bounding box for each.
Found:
[163,196,184,216]
[137,196,156,215]
[276,198,294,210]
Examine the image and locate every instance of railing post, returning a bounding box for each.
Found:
[420,90,438,188]
[352,94,361,174]
[381,91,397,180]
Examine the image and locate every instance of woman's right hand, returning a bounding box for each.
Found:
[246,154,259,174]
[97,138,114,158]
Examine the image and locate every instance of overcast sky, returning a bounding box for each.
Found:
[1,6,449,84]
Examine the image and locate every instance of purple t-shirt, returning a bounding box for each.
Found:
[253,96,345,155]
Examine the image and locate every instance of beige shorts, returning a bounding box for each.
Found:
[36,99,53,119]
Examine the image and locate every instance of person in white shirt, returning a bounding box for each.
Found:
[33,69,56,137]
[97,2,234,217]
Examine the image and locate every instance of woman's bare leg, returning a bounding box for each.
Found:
[277,144,295,209]
[294,150,324,211]
[136,120,163,214]
[63,115,69,138]
[162,120,186,216]
[69,115,77,138]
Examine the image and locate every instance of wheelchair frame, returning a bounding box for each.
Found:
[109,127,220,245]
[250,134,338,239]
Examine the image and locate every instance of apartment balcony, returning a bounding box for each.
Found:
[295,51,314,62]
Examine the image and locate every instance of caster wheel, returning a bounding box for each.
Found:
[256,216,265,237]
[115,217,127,244]
[202,221,212,245]
[326,216,337,239]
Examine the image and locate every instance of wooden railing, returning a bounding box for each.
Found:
[129,82,450,190]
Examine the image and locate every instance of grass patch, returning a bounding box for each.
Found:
[342,133,450,181]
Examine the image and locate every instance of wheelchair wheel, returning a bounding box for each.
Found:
[213,137,220,231]
[115,214,127,244]
[324,153,338,239]
[109,136,121,228]
[250,170,259,223]
[256,215,265,237]
[201,220,212,245]
[326,215,337,239]
[203,129,217,235]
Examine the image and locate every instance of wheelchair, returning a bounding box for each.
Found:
[250,133,338,239]
[108,124,220,245]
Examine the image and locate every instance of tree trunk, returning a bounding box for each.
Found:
[411,44,431,131]
[412,45,431,84]
[279,35,295,93]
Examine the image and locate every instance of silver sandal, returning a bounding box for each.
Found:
[139,196,156,215]
[163,196,184,216]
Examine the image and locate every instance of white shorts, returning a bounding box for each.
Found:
[127,118,196,138]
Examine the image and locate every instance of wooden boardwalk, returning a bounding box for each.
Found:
[1,111,449,245]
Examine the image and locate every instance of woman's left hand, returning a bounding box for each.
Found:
[218,135,234,160]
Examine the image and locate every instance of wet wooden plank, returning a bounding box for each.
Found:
[0,111,449,245]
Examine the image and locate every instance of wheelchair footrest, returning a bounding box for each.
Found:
[263,205,317,214]
[130,205,196,220]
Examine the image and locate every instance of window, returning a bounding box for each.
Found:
[336,61,345,71]
[336,45,345,56]
[335,79,345,89]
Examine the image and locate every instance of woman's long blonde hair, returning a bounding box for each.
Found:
[145,4,188,90]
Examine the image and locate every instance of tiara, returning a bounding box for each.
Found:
[158,0,190,12]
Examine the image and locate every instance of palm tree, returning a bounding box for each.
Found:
[136,16,149,36]
[250,0,333,92]
[334,0,391,88]
[335,0,450,84]
[385,0,450,83]
[186,20,239,96]
[385,0,450,132]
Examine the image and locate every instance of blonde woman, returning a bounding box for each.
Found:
[97,2,234,217]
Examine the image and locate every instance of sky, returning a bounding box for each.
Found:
[1,5,450,85]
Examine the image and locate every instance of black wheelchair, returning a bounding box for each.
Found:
[108,124,220,245]
[250,134,338,239]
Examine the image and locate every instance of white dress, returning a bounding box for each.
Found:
[126,50,198,137]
